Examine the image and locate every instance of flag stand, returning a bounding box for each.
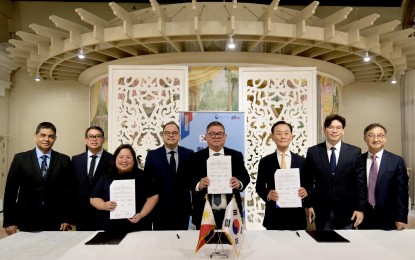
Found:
[210,231,228,258]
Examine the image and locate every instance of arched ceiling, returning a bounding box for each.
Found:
[7,0,415,83]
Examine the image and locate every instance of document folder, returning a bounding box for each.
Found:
[306,230,350,243]
[85,231,127,245]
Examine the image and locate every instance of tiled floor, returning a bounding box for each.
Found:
[1,210,415,240]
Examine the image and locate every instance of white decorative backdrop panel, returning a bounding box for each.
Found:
[240,67,317,229]
[108,66,188,165]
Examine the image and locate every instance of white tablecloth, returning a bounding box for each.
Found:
[0,230,413,259]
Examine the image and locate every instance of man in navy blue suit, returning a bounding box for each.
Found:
[3,122,74,235]
[256,121,308,230]
[188,121,250,229]
[359,123,408,230]
[72,126,112,230]
[303,114,367,230]
[144,121,194,230]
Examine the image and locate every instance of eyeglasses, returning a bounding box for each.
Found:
[326,126,343,131]
[208,132,225,138]
[87,135,103,140]
[163,131,179,136]
[366,134,385,140]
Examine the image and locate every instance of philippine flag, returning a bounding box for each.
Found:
[222,197,245,257]
[195,199,216,253]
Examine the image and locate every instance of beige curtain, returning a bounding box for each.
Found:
[401,70,415,207]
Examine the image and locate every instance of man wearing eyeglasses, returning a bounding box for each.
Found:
[188,121,250,229]
[144,121,194,230]
[3,122,74,235]
[359,123,408,230]
[72,126,113,230]
[303,114,367,230]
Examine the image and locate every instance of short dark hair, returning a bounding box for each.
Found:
[85,126,105,138]
[35,122,56,135]
[324,114,346,129]
[206,121,225,133]
[363,123,387,135]
[271,121,293,134]
[109,144,139,176]
[163,121,180,132]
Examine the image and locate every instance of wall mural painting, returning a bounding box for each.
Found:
[240,68,317,229]
[90,77,109,149]
[189,66,239,111]
[108,66,188,166]
[318,75,343,142]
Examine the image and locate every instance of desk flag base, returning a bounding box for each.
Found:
[210,231,229,258]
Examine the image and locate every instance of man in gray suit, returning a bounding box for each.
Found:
[303,114,367,230]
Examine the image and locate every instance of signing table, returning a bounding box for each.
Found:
[0,230,413,259]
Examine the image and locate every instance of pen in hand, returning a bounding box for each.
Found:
[296,231,300,237]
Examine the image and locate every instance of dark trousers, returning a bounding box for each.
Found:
[321,211,353,231]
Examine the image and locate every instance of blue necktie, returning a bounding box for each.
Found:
[40,155,48,179]
[212,153,222,206]
[330,147,336,174]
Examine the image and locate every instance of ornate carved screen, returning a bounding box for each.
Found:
[108,66,188,166]
[240,67,317,229]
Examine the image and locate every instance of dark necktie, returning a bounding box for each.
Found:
[169,151,176,174]
[330,147,336,174]
[88,155,97,185]
[212,152,222,206]
[40,155,48,178]
[368,155,378,206]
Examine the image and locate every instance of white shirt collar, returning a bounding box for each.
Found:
[209,148,224,156]
[88,149,103,157]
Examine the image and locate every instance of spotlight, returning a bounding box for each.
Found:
[391,75,397,85]
[228,35,235,49]
[363,51,371,62]
[78,46,85,59]
[34,73,41,82]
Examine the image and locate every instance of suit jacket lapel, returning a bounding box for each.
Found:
[159,146,170,169]
[336,143,349,175]
[80,152,89,180]
[94,151,107,175]
[32,149,42,177]
[47,150,57,178]
[376,150,389,184]
[317,143,332,178]
[177,146,186,173]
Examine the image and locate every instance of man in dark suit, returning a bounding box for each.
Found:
[188,121,250,229]
[144,121,194,230]
[359,123,408,230]
[3,122,74,235]
[72,126,113,230]
[303,114,367,230]
[256,121,308,230]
